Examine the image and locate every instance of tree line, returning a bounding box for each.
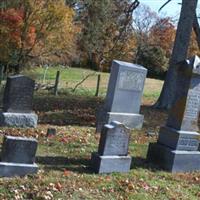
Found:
[0,0,199,79]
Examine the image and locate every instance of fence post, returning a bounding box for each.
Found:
[95,74,101,97]
[54,71,60,96]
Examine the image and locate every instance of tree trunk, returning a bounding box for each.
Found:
[155,0,198,109]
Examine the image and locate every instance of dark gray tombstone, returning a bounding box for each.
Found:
[147,55,200,172]
[0,136,38,177]
[91,121,132,173]
[96,60,147,133]
[3,75,35,113]
[0,75,38,127]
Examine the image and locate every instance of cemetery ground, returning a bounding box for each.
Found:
[0,67,199,199]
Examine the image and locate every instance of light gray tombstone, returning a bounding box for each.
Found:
[0,75,38,128]
[147,55,200,172]
[91,121,132,173]
[0,136,38,177]
[96,60,147,133]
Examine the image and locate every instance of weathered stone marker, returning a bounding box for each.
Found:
[91,121,132,173]
[0,75,38,127]
[46,128,56,137]
[147,55,200,172]
[96,60,147,133]
[0,136,38,177]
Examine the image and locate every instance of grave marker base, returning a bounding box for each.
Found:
[0,162,38,177]
[147,143,200,173]
[91,152,131,173]
[0,112,38,128]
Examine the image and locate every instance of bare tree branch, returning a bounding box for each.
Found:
[159,0,172,12]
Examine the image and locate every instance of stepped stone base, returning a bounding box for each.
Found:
[147,143,200,173]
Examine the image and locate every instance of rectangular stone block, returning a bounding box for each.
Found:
[91,152,131,174]
[0,162,38,177]
[98,121,130,156]
[0,112,38,128]
[147,143,200,172]
[158,126,199,151]
[3,75,35,113]
[1,136,38,164]
[105,61,147,114]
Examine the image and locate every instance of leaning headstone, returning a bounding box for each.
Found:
[0,75,38,127]
[0,136,38,177]
[96,60,147,133]
[147,55,200,172]
[91,121,132,173]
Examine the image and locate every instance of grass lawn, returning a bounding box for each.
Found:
[0,67,199,199]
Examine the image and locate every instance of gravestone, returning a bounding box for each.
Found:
[0,75,38,127]
[91,121,132,173]
[147,55,200,172]
[0,136,38,177]
[96,60,147,133]
[46,128,56,137]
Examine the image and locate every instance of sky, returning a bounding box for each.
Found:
[139,0,182,17]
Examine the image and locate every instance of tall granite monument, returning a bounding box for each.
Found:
[147,55,200,172]
[91,121,132,173]
[0,75,38,127]
[0,136,38,177]
[96,60,147,133]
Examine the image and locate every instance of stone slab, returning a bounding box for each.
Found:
[91,152,131,174]
[0,162,38,177]
[1,136,38,164]
[158,126,199,151]
[3,75,35,113]
[98,121,130,156]
[0,112,38,128]
[147,143,200,172]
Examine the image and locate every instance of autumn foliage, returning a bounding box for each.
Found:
[0,0,78,69]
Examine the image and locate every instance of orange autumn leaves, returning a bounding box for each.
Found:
[0,0,78,65]
[0,8,36,47]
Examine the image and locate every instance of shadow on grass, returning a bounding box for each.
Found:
[131,156,162,172]
[36,155,162,174]
[36,156,92,174]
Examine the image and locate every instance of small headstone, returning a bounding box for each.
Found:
[147,55,200,172]
[0,75,38,128]
[0,136,38,177]
[46,128,56,137]
[96,60,147,133]
[91,121,132,173]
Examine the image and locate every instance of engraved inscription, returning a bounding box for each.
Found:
[118,70,145,91]
[101,127,130,156]
[178,138,198,147]
[184,83,200,119]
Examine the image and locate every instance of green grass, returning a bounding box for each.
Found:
[0,126,199,199]
[23,66,163,101]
